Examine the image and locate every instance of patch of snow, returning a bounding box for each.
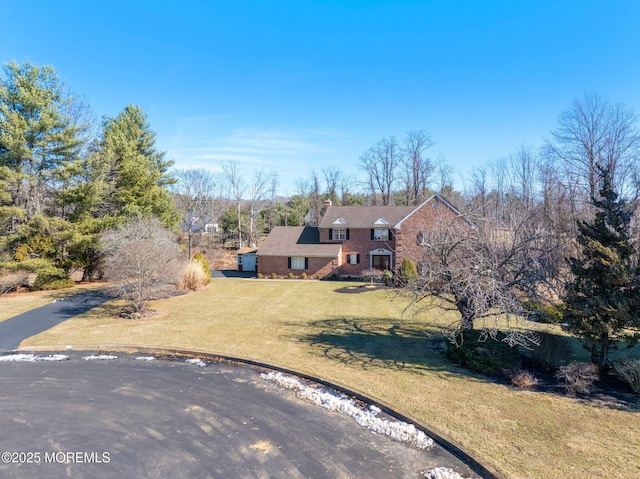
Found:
[261,371,435,449]
[81,354,118,360]
[135,356,156,361]
[369,405,382,414]
[185,358,207,367]
[423,467,478,479]
[0,354,68,362]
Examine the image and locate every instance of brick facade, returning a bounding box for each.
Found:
[321,227,397,276]
[257,255,340,279]
[395,198,468,267]
[256,195,469,278]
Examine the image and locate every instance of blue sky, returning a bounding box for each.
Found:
[3,1,640,195]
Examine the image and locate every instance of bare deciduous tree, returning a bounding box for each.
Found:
[247,169,276,246]
[360,136,401,205]
[322,166,342,206]
[171,168,220,258]
[400,130,435,205]
[404,209,554,347]
[546,93,640,209]
[220,160,246,246]
[100,216,182,314]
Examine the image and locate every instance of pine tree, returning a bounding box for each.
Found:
[0,61,86,228]
[563,167,640,369]
[98,105,180,227]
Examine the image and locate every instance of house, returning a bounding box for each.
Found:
[257,194,469,279]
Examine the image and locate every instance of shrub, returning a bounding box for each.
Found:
[287,272,294,279]
[523,301,564,324]
[192,253,211,285]
[556,362,599,395]
[257,273,263,279]
[507,369,539,389]
[446,330,522,376]
[100,217,182,313]
[32,266,74,291]
[179,259,210,291]
[0,272,30,294]
[398,258,418,285]
[300,272,307,279]
[613,359,640,394]
[270,273,277,279]
[526,331,570,370]
[35,278,75,290]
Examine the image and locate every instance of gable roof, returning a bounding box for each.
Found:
[319,205,415,228]
[318,194,473,230]
[393,194,475,229]
[257,226,342,257]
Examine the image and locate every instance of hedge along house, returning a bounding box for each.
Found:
[256,194,468,279]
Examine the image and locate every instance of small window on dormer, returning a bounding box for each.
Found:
[373,217,389,225]
[333,217,347,225]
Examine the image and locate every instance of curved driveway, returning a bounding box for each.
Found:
[0,290,109,350]
[0,353,480,479]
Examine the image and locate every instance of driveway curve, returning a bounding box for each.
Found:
[0,290,109,350]
[0,352,481,479]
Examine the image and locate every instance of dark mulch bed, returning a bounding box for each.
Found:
[507,357,640,410]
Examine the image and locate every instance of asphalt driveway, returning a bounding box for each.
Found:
[0,290,110,350]
[0,353,481,479]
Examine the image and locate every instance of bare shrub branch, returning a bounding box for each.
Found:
[100,216,182,313]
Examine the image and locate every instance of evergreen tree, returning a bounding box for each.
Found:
[563,167,640,369]
[98,105,180,227]
[0,61,86,229]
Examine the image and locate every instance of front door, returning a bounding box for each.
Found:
[371,254,390,271]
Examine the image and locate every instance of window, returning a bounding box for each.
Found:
[331,228,347,240]
[347,254,360,264]
[289,257,307,270]
[373,228,389,241]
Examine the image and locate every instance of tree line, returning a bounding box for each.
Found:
[0,60,179,286]
[2,60,640,371]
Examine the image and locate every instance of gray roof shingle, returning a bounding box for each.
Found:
[318,205,416,228]
[258,226,342,257]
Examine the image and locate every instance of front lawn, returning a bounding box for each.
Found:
[19,279,640,479]
[0,283,105,322]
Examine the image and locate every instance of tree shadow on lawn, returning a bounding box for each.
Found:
[297,317,640,410]
[333,284,390,294]
[296,316,490,383]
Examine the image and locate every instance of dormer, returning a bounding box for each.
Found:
[373,217,389,226]
[332,217,347,225]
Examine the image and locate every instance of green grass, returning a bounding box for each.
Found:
[14,279,640,479]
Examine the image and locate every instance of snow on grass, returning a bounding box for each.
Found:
[261,371,435,449]
[81,354,118,360]
[135,356,156,361]
[423,467,478,479]
[185,358,207,367]
[0,353,68,362]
